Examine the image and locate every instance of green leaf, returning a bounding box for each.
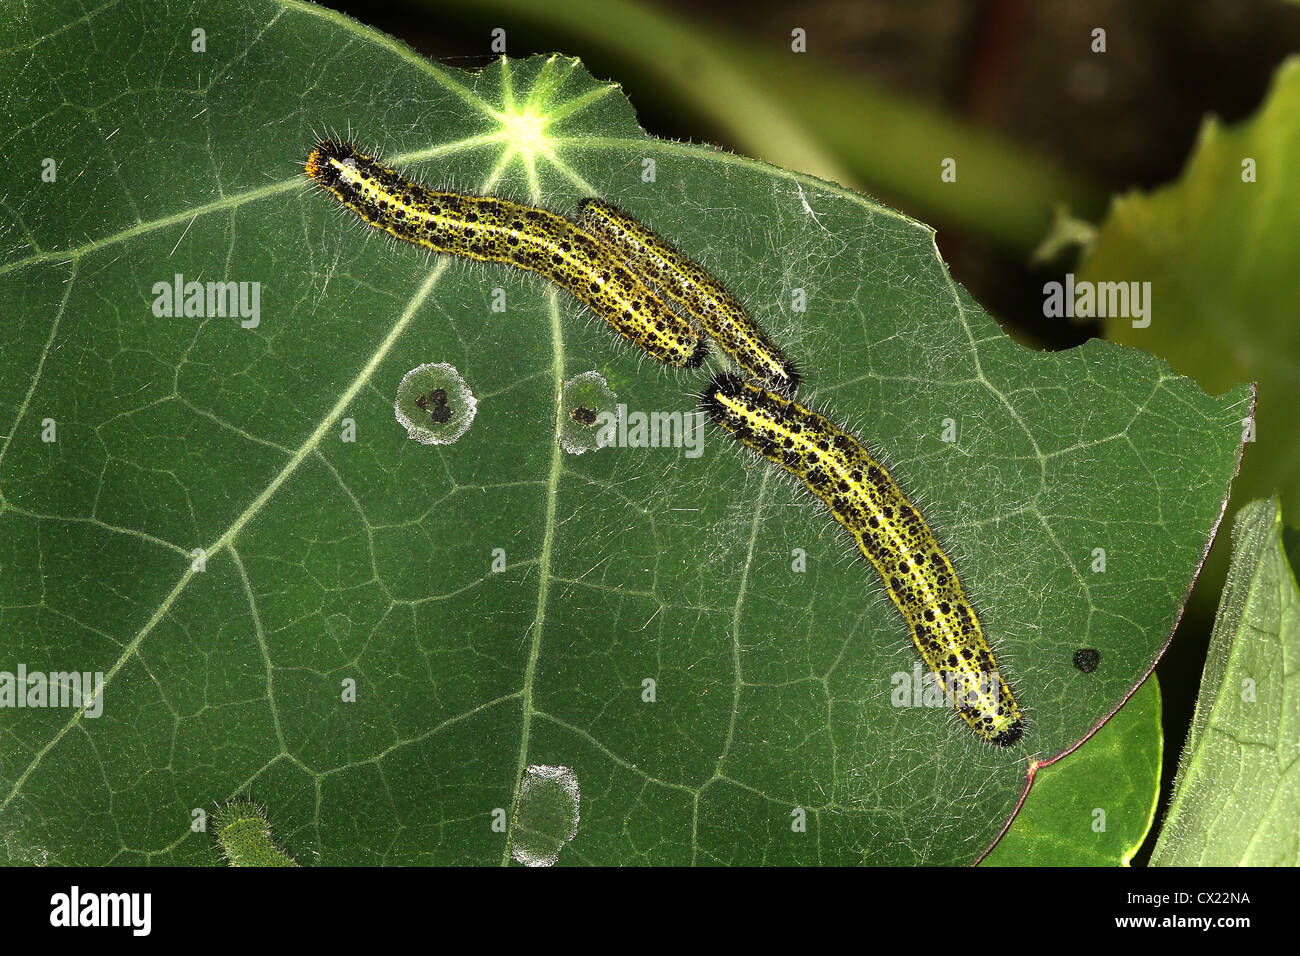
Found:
[980,678,1161,866]
[1151,498,1300,866]
[1081,57,1300,522]
[0,1,1247,865]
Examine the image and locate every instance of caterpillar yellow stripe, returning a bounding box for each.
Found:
[701,373,1024,746]
[579,198,799,395]
[305,141,707,369]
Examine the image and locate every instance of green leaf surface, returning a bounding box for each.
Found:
[0,1,1248,865]
[1083,57,1300,521]
[1151,498,1300,866]
[981,678,1161,867]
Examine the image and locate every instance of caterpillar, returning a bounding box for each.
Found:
[580,197,799,396]
[305,140,707,369]
[700,373,1024,746]
[212,801,300,867]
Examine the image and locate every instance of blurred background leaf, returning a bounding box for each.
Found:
[1151,498,1300,866]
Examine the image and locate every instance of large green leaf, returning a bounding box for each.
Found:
[0,1,1248,865]
[1151,498,1300,866]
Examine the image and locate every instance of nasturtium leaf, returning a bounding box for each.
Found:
[0,0,1248,865]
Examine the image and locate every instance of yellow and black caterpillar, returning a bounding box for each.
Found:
[701,373,1024,746]
[580,198,799,395]
[305,140,707,369]
[309,139,1021,745]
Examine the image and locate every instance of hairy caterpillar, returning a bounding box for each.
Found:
[305,141,707,369]
[701,373,1024,746]
[580,198,799,395]
[212,801,300,867]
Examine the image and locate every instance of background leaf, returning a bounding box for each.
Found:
[981,678,1161,866]
[1151,498,1300,866]
[0,0,1247,865]
[1082,58,1300,603]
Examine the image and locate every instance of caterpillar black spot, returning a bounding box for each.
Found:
[701,373,1024,746]
[305,140,708,369]
[580,197,799,395]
